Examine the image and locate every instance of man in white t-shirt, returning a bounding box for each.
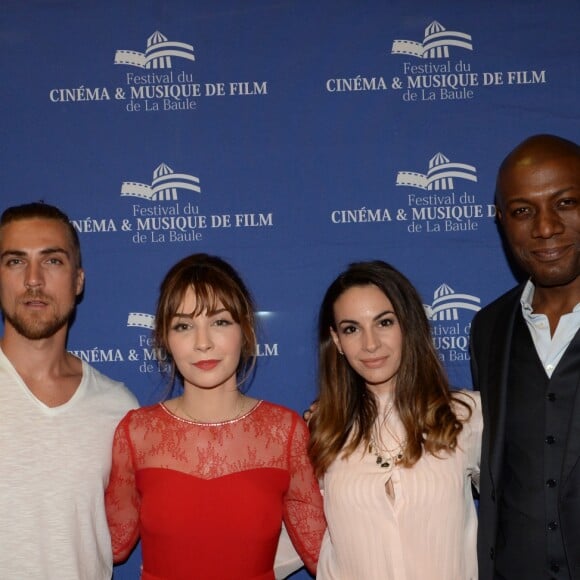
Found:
[0,202,137,579]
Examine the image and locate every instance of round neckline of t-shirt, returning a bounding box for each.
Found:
[159,398,263,426]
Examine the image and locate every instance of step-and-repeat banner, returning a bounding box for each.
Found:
[1,1,578,577]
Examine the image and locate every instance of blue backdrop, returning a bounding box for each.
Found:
[1,1,579,577]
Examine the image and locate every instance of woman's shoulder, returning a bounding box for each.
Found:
[256,399,304,427]
[119,402,165,429]
[451,389,482,440]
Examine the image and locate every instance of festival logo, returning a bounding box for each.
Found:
[126,312,166,374]
[119,163,273,245]
[121,163,201,201]
[391,21,473,59]
[423,283,481,363]
[48,30,268,112]
[396,152,477,190]
[114,31,196,69]
[70,161,273,243]
[325,19,547,102]
[396,152,494,234]
[390,20,546,102]
[391,20,478,102]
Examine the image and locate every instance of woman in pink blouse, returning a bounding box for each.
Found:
[105,253,325,580]
[308,260,482,580]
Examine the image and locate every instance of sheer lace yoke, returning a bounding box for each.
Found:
[124,401,296,479]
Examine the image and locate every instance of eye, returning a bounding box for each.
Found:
[339,324,358,335]
[510,206,531,218]
[46,257,64,265]
[213,318,233,327]
[379,317,395,328]
[3,257,24,267]
[556,197,578,209]
[171,322,191,332]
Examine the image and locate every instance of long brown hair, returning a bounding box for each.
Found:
[308,260,471,478]
[154,253,257,390]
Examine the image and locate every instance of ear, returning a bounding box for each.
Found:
[495,206,503,223]
[75,268,85,296]
[329,327,343,355]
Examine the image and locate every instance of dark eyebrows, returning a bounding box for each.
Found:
[337,309,395,325]
[172,307,229,318]
[374,309,396,321]
[0,247,70,260]
[40,247,71,258]
[0,249,26,260]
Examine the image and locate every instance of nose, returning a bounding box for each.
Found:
[194,325,213,352]
[362,328,379,352]
[24,262,44,290]
[532,208,564,239]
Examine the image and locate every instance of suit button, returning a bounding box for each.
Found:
[490,548,495,560]
[546,479,557,488]
[547,392,556,402]
[491,490,495,501]
[545,435,556,445]
[547,521,558,531]
[550,563,560,572]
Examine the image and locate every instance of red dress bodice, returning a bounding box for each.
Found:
[106,400,325,579]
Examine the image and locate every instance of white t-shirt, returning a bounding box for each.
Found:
[0,348,138,579]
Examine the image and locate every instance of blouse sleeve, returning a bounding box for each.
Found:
[282,414,326,576]
[105,411,141,562]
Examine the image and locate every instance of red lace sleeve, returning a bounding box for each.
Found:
[283,415,326,575]
[105,411,140,562]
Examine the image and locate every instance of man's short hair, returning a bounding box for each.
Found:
[0,202,82,268]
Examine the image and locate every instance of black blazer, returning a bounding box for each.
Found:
[470,284,580,580]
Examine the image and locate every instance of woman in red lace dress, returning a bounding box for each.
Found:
[105,254,325,580]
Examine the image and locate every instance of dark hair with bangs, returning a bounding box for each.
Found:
[308,260,471,478]
[154,253,257,390]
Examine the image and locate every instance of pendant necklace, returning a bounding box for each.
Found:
[368,402,406,470]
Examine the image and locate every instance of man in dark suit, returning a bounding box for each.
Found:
[470,134,580,579]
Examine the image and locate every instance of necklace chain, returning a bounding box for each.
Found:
[368,401,406,470]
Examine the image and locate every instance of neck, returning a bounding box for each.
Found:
[179,385,246,423]
[0,326,82,407]
[0,325,73,381]
[365,382,396,404]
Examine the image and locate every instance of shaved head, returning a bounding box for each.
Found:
[496,134,579,208]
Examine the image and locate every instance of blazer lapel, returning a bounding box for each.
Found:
[486,290,520,485]
[559,329,580,486]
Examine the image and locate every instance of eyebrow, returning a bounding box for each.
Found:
[505,186,578,204]
[173,307,229,318]
[0,247,71,260]
[337,309,395,325]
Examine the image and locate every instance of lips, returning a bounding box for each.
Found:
[360,357,388,369]
[193,359,220,370]
[531,245,572,262]
[22,291,50,304]
[21,297,50,309]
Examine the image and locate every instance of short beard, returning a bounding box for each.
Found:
[3,308,73,340]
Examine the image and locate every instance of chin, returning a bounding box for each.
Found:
[532,271,579,289]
